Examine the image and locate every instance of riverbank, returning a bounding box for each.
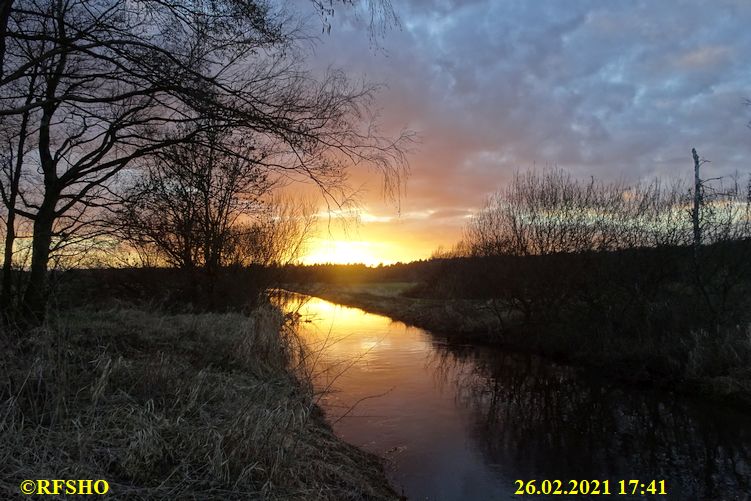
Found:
[0,306,397,500]
[285,282,502,340]
[286,283,751,409]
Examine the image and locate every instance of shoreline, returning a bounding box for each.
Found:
[1,305,398,500]
[285,283,751,411]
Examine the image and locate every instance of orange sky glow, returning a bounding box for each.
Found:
[294,1,751,266]
[299,207,467,265]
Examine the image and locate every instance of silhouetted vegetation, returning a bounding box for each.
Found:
[284,262,430,285]
[2,0,749,495]
[0,1,406,498]
[286,165,751,405]
[426,167,751,337]
[454,165,751,399]
[0,0,410,323]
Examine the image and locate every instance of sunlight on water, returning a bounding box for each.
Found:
[294,296,417,370]
[280,293,751,500]
[283,295,509,499]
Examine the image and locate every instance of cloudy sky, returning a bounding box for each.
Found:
[294,0,751,265]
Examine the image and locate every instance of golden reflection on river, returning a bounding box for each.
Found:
[282,294,751,500]
[288,295,509,499]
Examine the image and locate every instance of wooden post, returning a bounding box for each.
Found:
[691,147,715,317]
[692,148,702,253]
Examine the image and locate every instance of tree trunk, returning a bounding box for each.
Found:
[23,63,62,321]
[1,207,16,312]
[22,202,55,321]
[1,92,33,317]
[0,0,13,79]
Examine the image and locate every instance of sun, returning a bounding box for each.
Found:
[300,239,393,266]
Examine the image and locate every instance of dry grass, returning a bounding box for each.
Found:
[0,305,396,500]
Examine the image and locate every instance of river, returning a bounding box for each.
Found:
[285,294,751,500]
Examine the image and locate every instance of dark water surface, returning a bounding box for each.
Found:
[285,295,751,500]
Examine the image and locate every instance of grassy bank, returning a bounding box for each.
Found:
[0,305,397,500]
[287,282,751,409]
[286,283,501,340]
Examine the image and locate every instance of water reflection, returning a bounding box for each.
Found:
[444,349,751,499]
[281,293,751,500]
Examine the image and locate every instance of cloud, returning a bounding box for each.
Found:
[292,0,751,260]
[676,46,733,69]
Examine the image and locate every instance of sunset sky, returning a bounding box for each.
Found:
[294,0,751,265]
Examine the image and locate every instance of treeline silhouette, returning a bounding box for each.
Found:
[418,169,751,326]
[406,168,751,386]
[285,167,751,390]
[283,262,432,285]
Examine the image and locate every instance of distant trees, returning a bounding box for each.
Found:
[0,0,409,320]
[463,164,750,259]
[445,158,751,335]
[463,170,692,258]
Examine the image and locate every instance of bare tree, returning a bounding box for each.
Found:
[464,169,695,259]
[0,0,11,78]
[224,196,318,268]
[0,1,398,77]
[0,66,35,312]
[691,148,707,252]
[0,0,410,320]
[455,165,751,332]
[311,0,398,40]
[114,126,272,273]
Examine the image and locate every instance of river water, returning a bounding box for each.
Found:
[286,294,751,500]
